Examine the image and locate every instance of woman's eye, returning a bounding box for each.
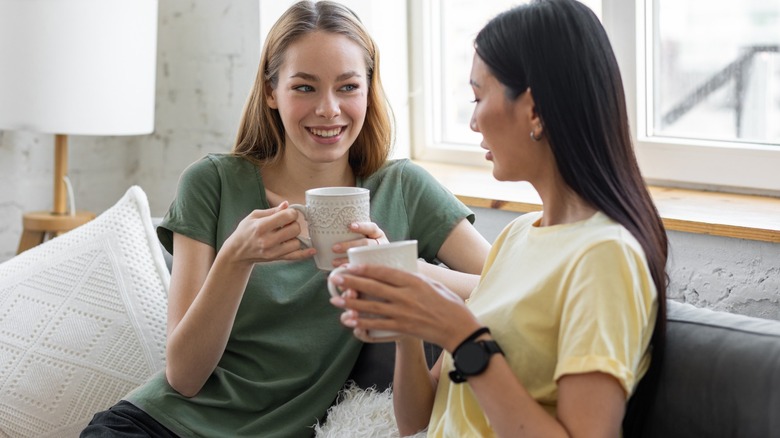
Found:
[294,85,314,92]
[340,84,359,92]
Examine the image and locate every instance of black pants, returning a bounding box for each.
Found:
[81,400,179,438]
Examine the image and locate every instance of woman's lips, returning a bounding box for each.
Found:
[481,143,492,161]
[307,126,345,144]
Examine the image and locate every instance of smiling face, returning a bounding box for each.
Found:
[267,31,369,167]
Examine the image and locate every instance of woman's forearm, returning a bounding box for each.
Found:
[393,338,439,436]
[423,218,490,299]
[165,251,253,397]
[417,261,480,300]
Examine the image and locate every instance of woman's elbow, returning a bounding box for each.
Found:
[165,365,203,398]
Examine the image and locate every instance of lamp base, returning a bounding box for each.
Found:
[17,210,96,254]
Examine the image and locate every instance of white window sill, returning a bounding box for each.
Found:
[415,160,780,243]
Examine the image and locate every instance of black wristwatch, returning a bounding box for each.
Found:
[449,327,504,383]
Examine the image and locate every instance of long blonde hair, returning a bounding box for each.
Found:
[233,0,393,177]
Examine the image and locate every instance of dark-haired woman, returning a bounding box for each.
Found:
[329,0,668,436]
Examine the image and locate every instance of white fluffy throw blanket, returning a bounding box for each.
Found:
[313,383,427,438]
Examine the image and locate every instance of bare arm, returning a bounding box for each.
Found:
[392,340,444,436]
[165,235,249,397]
[391,218,488,433]
[165,203,313,397]
[458,335,625,437]
[417,218,490,299]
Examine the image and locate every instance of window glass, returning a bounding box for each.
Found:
[652,0,780,144]
[435,0,601,147]
[437,0,520,147]
[412,0,778,192]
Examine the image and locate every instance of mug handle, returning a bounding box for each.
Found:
[288,204,312,248]
[296,236,312,248]
[288,203,306,217]
[327,266,349,297]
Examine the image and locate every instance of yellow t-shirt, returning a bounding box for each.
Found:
[427,211,657,437]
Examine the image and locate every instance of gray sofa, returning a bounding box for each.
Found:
[635,300,780,437]
[156,240,780,437]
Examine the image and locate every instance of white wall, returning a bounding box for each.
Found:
[665,230,780,320]
[135,1,261,215]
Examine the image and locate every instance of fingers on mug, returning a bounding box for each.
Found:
[327,265,351,298]
[325,240,418,339]
[288,187,370,270]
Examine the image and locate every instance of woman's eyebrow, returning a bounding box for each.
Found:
[289,71,362,81]
[336,71,362,81]
[290,72,318,81]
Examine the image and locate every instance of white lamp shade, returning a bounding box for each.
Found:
[0,0,158,135]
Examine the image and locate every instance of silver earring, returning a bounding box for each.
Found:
[530,130,542,141]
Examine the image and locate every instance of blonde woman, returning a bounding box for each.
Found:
[81,2,488,436]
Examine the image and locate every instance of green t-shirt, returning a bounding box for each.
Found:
[126,154,473,438]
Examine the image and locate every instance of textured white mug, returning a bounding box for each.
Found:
[290,187,370,271]
[328,240,418,339]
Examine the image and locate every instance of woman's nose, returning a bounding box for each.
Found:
[316,92,340,119]
[469,113,479,132]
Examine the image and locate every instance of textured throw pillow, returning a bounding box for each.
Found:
[0,186,169,437]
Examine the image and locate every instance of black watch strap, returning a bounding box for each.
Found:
[452,327,490,355]
[448,327,504,384]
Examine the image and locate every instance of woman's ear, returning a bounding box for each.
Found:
[265,82,278,109]
[526,88,541,124]
[513,87,539,124]
[525,88,544,141]
[526,88,545,133]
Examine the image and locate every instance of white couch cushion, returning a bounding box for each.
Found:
[0,186,169,437]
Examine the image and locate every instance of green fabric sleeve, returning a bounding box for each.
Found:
[156,156,222,254]
[398,160,475,261]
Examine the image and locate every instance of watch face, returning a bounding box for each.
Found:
[455,341,490,375]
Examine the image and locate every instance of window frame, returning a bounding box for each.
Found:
[409,0,780,195]
[408,0,492,169]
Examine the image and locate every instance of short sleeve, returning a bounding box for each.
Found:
[398,161,474,261]
[157,156,222,254]
[554,238,657,396]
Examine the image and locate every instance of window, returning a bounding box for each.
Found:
[627,0,780,194]
[431,0,519,149]
[650,1,780,145]
[411,0,780,195]
[411,0,599,166]
[410,0,530,167]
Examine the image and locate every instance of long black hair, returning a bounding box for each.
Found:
[475,0,668,433]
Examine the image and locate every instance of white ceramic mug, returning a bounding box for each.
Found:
[328,240,418,339]
[289,187,370,271]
